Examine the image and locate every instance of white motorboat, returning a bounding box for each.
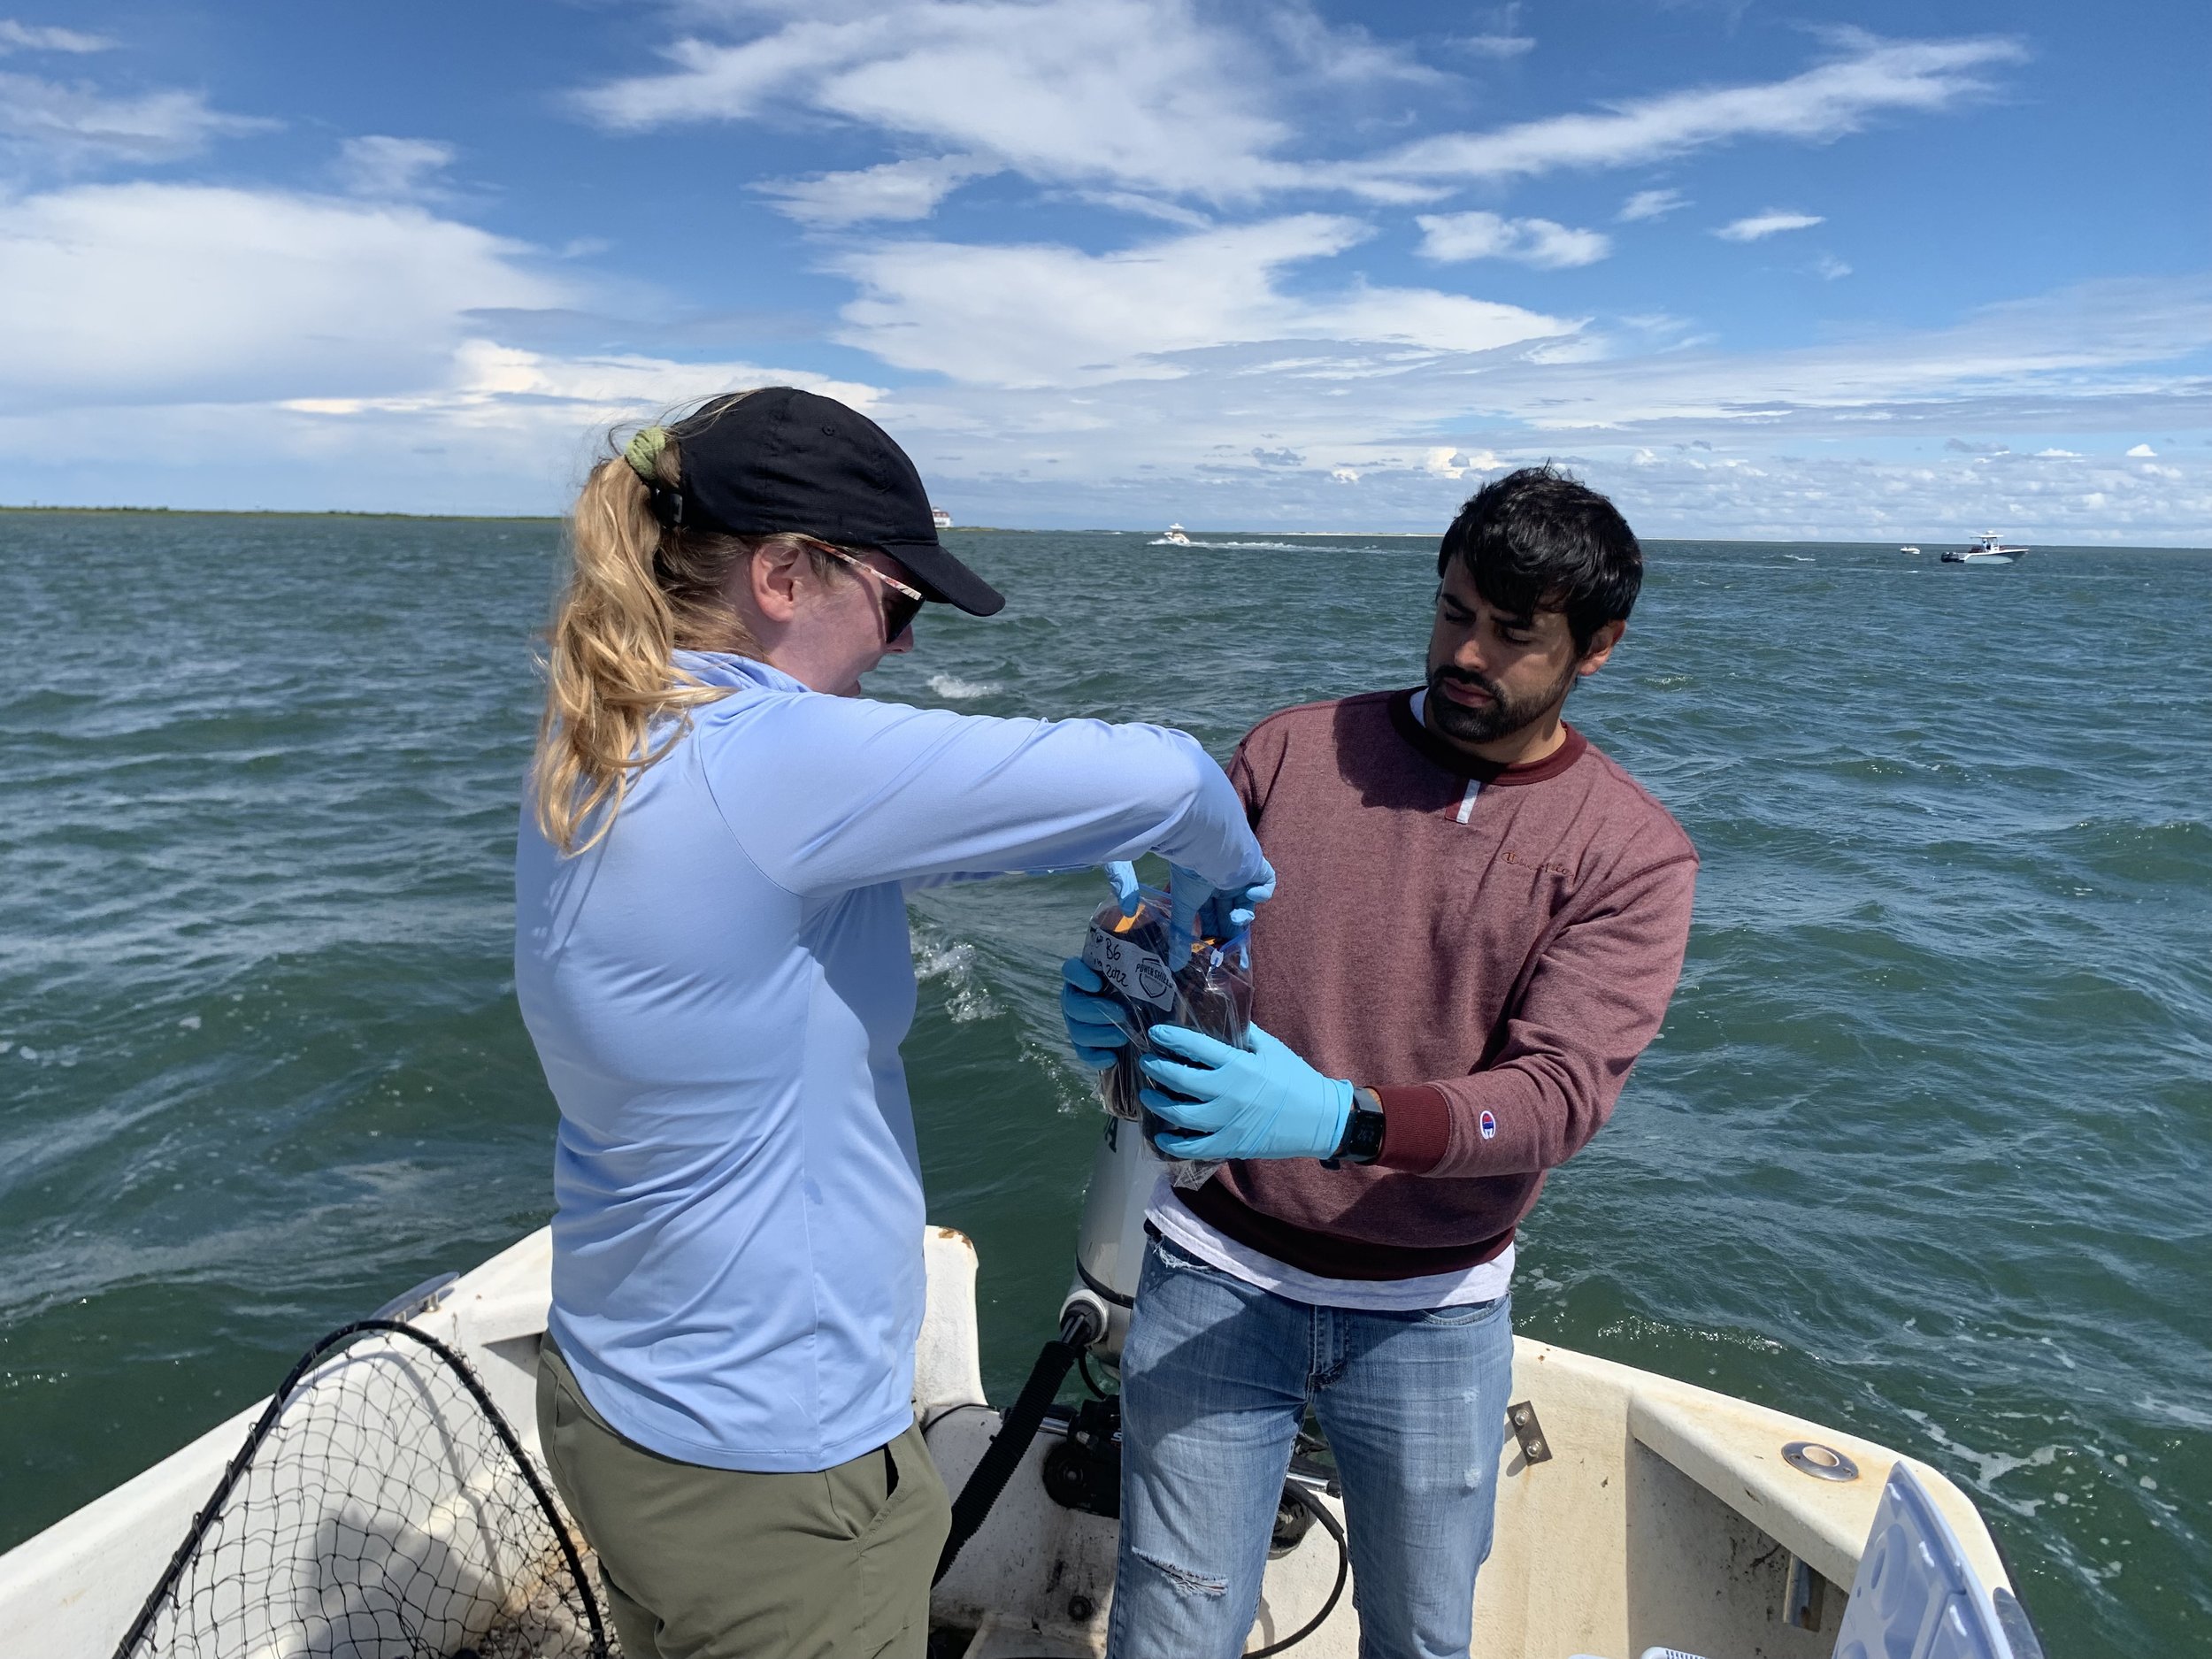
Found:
[1941,534,2027,565]
[0,1117,2046,1659]
[1161,524,1193,546]
[933,508,955,530]
[1900,546,1921,556]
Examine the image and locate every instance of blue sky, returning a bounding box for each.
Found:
[0,0,2206,540]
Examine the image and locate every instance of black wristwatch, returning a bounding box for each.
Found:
[1325,1087,1386,1168]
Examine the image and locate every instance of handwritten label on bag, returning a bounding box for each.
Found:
[1083,924,1177,1013]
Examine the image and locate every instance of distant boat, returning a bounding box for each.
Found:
[1162,523,1192,546]
[1900,545,1921,556]
[932,507,954,530]
[1942,533,2028,565]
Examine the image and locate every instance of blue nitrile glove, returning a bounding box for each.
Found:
[1137,1021,1353,1162]
[1167,857,1278,948]
[1102,860,1141,914]
[1060,956,1130,1071]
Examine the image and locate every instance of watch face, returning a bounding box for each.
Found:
[1348,1107,1386,1163]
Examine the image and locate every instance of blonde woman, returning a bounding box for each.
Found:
[516,388,1270,1659]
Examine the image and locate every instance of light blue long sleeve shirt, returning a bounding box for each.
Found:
[515,652,1265,1471]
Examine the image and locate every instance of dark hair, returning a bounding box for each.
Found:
[1436,465,1641,654]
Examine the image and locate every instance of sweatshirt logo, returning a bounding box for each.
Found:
[1479,1110,1497,1141]
[1502,849,1572,878]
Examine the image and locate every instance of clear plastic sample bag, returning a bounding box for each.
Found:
[1079,885,1254,1188]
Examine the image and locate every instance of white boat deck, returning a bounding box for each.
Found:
[0,1226,2023,1659]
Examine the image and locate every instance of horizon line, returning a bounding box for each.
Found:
[2,504,2205,552]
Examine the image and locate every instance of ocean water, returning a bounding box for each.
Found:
[1,514,2208,1655]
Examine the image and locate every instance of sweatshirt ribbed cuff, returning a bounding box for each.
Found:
[1371,1085,1452,1172]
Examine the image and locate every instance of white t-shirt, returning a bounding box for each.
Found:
[1147,1175,1514,1312]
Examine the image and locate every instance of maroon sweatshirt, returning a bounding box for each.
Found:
[1177,689,1697,1279]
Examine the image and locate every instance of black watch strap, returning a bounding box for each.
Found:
[1327,1087,1386,1167]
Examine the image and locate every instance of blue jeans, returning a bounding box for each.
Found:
[1108,1235,1514,1659]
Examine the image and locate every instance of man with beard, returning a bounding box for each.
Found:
[1062,465,1698,1659]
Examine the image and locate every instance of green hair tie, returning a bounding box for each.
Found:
[624,426,669,482]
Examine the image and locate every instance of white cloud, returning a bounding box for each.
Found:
[2033,449,2080,458]
[1813,253,1852,280]
[0,18,2190,537]
[0,71,270,165]
[1426,445,1501,479]
[577,17,867,127]
[0,177,885,511]
[873,352,2211,537]
[1541,445,2212,543]
[1069,190,1214,228]
[2126,442,2157,457]
[1438,278,2212,433]
[580,12,2020,218]
[334,135,457,199]
[1342,34,2023,189]
[824,273,2212,538]
[1617,188,1686,222]
[0,182,568,410]
[1260,8,1443,88]
[1456,34,1536,58]
[759,155,995,226]
[0,344,889,516]
[0,19,112,53]
[9,263,2207,535]
[284,340,882,422]
[830,215,1578,387]
[576,0,1303,202]
[1716,210,1824,242]
[1415,211,1610,268]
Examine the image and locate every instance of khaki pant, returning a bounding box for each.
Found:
[536,1340,951,1659]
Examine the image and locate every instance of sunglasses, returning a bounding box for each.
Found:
[814,544,926,641]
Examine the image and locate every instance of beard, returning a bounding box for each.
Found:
[1425,657,1580,744]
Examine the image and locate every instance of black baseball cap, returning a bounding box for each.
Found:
[659,388,1003,617]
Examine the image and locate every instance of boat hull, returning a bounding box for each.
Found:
[0,1225,2022,1659]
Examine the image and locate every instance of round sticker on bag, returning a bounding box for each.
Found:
[1479,1110,1497,1140]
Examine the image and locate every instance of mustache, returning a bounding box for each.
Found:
[1431,664,1502,700]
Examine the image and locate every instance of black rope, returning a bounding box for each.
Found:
[1077,1348,1113,1401]
[1248,1481,1349,1658]
[112,1317,608,1659]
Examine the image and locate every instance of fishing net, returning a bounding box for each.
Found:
[114,1318,611,1659]
[1079,884,1254,1188]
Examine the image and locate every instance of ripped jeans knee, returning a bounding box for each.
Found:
[1129,1546,1229,1600]
[1110,1537,1254,1659]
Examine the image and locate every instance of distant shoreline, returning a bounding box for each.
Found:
[0,504,563,523]
[2,506,2204,551]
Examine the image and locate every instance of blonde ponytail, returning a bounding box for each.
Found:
[532,431,753,854]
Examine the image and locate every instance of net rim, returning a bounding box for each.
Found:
[111,1317,610,1659]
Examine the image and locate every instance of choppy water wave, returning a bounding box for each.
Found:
[924,672,1004,701]
[911,926,999,1025]
[1148,536,1373,554]
[2,520,2207,1654]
